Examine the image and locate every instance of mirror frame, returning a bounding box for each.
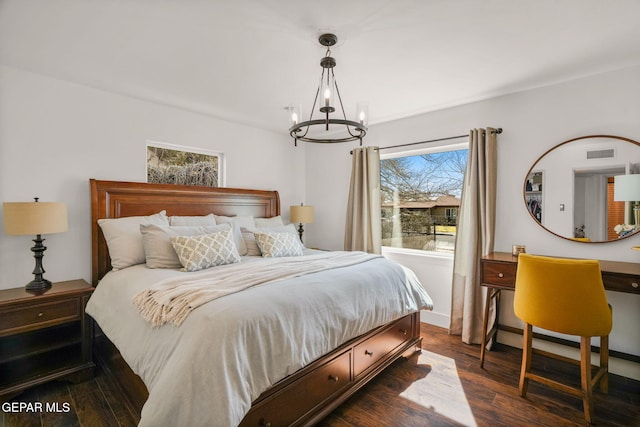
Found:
[523,134,640,243]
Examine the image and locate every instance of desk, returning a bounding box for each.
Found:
[479,252,640,367]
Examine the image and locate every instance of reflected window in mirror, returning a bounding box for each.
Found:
[523,135,640,243]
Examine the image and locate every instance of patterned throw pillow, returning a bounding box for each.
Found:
[141,223,231,269]
[254,231,304,257]
[242,223,303,256]
[170,229,241,271]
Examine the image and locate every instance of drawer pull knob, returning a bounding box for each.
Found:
[399,329,408,335]
[497,273,504,278]
[259,421,271,427]
[328,375,339,382]
[364,350,374,357]
[632,282,639,288]
[37,312,44,317]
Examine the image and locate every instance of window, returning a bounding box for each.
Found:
[380,144,468,254]
[146,142,224,187]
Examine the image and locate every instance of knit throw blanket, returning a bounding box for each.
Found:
[132,251,379,327]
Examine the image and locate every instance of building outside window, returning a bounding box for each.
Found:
[380,144,468,254]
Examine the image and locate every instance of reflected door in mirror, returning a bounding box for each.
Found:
[523,135,640,243]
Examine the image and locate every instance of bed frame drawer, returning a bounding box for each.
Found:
[353,315,413,378]
[241,350,351,427]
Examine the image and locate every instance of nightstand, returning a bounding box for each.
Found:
[0,279,95,400]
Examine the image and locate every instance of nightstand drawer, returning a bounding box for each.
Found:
[0,298,80,335]
[481,261,517,288]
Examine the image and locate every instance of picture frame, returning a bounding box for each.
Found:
[146,141,224,187]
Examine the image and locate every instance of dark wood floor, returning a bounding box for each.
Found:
[3,323,639,427]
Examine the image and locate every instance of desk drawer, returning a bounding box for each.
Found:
[354,315,413,377]
[0,298,80,335]
[481,260,517,288]
[603,273,640,294]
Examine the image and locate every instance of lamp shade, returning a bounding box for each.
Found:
[290,205,314,224]
[614,174,640,202]
[3,202,68,235]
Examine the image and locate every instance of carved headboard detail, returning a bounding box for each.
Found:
[90,179,280,285]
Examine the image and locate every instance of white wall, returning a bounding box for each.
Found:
[0,66,304,289]
[304,65,640,379]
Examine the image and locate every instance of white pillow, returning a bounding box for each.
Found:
[141,223,231,269]
[214,215,255,256]
[242,224,303,256]
[170,228,241,272]
[97,211,169,270]
[254,215,284,228]
[168,214,216,226]
[254,231,304,257]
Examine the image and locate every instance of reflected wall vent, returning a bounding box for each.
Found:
[586,148,615,159]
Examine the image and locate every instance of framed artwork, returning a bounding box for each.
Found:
[146,142,224,187]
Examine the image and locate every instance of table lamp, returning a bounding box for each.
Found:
[614,174,640,229]
[290,204,314,242]
[3,198,68,290]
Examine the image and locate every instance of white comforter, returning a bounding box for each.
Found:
[86,251,433,427]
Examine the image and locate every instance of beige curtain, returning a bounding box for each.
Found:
[344,146,382,254]
[449,128,497,344]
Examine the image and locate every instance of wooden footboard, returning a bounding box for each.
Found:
[94,312,422,426]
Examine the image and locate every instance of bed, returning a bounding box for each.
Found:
[87,179,433,427]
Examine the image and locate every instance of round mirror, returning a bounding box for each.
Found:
[523,135,640,243]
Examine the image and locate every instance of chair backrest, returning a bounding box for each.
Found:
[514,253,612,337]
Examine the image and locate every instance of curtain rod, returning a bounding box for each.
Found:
[349,128,503,155]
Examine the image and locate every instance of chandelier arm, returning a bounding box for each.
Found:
[332,69,349,121]
[309,68,325,121]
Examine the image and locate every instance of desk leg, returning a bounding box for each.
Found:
[480,287,501,368]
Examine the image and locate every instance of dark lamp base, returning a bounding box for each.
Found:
[26,278,52,291]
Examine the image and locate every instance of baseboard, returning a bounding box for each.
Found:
[420,310,449,328]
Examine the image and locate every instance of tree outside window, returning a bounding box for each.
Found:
[380,147,468,253]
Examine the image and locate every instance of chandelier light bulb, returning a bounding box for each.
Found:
[324,88,331,106]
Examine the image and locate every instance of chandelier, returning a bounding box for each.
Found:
[288,33,368,146]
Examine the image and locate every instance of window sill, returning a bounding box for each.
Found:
[382,246,454,260]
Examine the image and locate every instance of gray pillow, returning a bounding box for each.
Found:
[214,215,255,256]
[168,214,216,226]
[98,211,169,270]
[141,223,231,269]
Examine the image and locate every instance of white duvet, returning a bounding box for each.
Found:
[86,250,433,427]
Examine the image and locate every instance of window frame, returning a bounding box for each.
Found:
[380,141,468,257]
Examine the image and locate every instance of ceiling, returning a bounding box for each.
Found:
[2,0,640,135]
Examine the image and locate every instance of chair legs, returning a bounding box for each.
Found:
[599,334,609,393]
[519,323,533,397]
[517,324,609,425]
[580,337,594,423]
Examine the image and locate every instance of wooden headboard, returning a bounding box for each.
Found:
[90,179,280,285]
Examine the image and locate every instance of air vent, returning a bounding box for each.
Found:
[586,149,614,159]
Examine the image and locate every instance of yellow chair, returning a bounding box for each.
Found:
[513,253,612,423]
